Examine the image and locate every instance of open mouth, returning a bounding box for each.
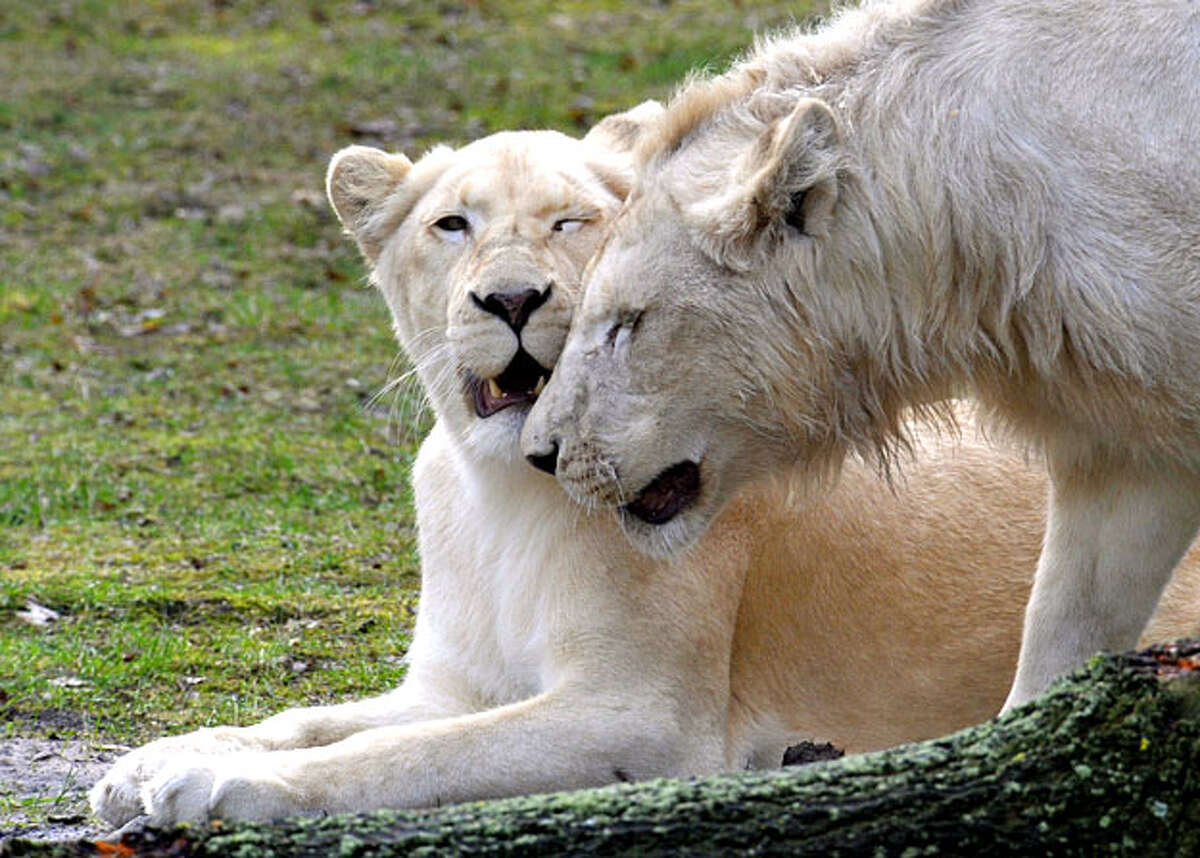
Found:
[622,460,701,525]
[470,348,551,418]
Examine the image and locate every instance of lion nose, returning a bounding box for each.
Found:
[525,440,559,476]
[472,285,550,332]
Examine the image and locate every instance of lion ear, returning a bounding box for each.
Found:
[581,100,665,201]
[326,145,414,264]
[583,100,666,154]
[748,97,840,236]
[694,97,841,250]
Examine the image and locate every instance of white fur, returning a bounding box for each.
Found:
[91,109,1200,826]
[523,0,1200,710]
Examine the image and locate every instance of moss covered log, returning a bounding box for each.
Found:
[7,642,1200,858]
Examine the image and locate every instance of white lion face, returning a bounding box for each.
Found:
[522,97,847,555]
[328,128,642,465]
[380,135,619,462]
[521,185,799,555]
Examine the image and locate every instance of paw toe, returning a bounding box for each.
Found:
[144,766,218,825]
[89,776,145,827]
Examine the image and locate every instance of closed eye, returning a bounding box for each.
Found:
[552,218,588,234]
[605,310,644,350]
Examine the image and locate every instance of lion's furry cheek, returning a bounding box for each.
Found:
[448,322,519,379]
[518,312,571,371]
[372,244,457,353]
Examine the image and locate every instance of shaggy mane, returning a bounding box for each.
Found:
[634,69,763,167]
[635,0,950,168]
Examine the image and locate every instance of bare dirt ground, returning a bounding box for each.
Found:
[0,735,121,844]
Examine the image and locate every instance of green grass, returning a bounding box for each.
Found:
[0,0,818,749]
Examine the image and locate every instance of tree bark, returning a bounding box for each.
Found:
[7,642,1200,858]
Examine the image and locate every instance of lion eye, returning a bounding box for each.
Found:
[552,218,586,234]
[433,215,469,233]
[605,310,643,351]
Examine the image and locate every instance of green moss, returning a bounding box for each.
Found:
[7,649,1177,856]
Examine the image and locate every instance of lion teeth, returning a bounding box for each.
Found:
[487,378,503,399]
[533,375,546,396]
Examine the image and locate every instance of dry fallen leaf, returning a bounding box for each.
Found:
[16,600,60,626]
[48,676,90,688]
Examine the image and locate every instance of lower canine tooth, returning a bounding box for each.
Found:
[487,379,503,398]
[533,375,546,395]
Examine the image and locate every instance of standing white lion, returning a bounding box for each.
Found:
[523,0,1200,710]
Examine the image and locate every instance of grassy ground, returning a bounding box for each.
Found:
[0,0,816,835]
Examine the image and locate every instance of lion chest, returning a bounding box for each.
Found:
[413,426,598,706]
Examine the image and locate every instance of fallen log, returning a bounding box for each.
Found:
[6,641,1200,857]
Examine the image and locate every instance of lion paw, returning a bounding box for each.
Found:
[143,757,304,824]
[89,772,145,829]
[88,729,261,826]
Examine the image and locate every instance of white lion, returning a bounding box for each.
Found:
[90,104,1200,827]
[523,0,1200,712]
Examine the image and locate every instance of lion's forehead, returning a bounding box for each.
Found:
[435,147,601,220]
[596,192,690,274]
[455,170,575,215]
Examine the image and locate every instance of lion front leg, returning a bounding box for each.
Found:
[138,687,721,824]
[89,679,472,827]
[1002,456,1200,711]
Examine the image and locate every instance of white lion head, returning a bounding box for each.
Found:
[327,103,663,466]
[522,91,867,555]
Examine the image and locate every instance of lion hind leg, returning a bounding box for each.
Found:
[1002,458,1200,712]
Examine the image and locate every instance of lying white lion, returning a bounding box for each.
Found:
[90,106,1200,827]
[523,0,1200,712]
